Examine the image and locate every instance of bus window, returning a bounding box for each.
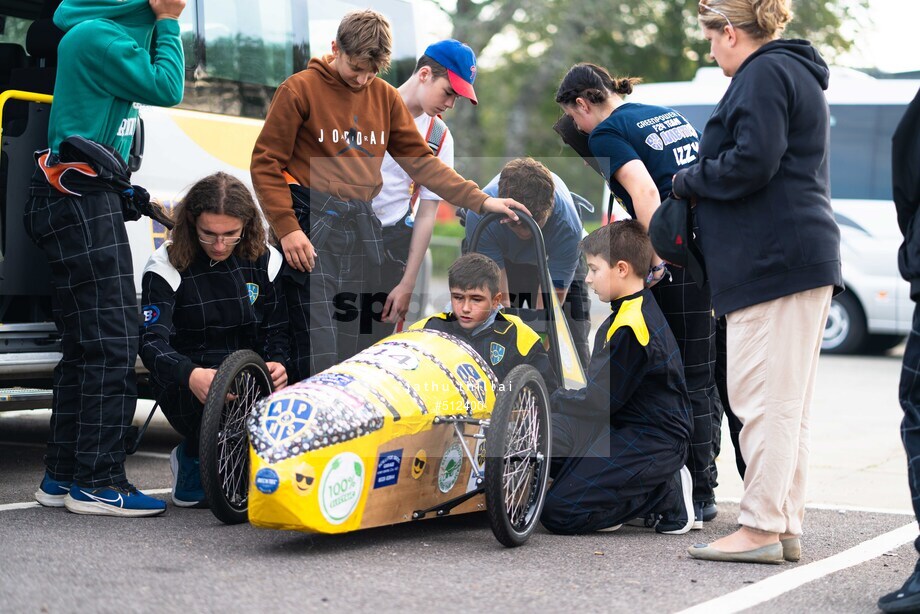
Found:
[181,0,294,119]
[829,105,902,201]
[0,16,31,47]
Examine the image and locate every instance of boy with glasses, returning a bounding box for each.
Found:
[139,173,288,508]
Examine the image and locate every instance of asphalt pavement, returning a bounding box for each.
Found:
[0,349,915,613]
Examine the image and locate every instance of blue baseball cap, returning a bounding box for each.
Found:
[423,39,478,105]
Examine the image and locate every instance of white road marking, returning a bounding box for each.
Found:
[718,496,914,517]
[676,522,919,614]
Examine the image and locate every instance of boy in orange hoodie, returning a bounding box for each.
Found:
[251,9,525,381]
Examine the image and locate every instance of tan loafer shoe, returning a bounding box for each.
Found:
[687,542,784,564]
[781,537,801,562]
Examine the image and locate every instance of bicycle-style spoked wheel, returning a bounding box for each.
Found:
[484,365,551,547]
[199,350,273,524]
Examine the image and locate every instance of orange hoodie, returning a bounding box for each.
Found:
[251,55,487,239]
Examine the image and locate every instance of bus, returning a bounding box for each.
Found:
[0,0,423,409]
[627,66,920,354]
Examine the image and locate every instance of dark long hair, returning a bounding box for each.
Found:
[168,172,267,271]
[555,62,641,106]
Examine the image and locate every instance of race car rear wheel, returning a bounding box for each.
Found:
[199,350,273,525]
[485,365,551,547]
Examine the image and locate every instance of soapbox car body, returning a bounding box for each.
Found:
[196,213,587,547]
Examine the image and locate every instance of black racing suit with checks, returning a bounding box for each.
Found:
[139,245,288,455]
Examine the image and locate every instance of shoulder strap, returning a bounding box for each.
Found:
[409,116,450,210]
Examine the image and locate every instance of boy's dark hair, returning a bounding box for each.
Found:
[581,219,652,278]
[448,253,501,296]
[497,158,555,226]
[414,54,449,80]
[169,172,267,272]
[336,9,393,73]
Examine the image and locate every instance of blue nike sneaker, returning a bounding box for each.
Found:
[34,472,72,507]
[64,483,166,517]
[170,441,207,508]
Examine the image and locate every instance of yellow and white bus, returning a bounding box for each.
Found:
[0,0,420,406]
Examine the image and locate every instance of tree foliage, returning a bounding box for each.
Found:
[438,0,868,201]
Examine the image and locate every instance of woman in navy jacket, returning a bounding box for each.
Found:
[673,0,841,564]
[140,172,289,508]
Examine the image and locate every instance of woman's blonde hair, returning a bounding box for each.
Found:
[698,0,793,40]
[168,172,267,272]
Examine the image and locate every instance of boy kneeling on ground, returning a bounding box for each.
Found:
[411,252,558,390]
[541,220,694,535]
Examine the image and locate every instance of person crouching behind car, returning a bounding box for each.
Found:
[139,172,290,508]
[540,220,694,535]
[410,252,558,391]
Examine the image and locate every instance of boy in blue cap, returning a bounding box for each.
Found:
[358,39,480,351]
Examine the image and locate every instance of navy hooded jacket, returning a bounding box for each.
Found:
[894,87,920,299]
[672,39,841,316]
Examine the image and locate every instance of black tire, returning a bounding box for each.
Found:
[822,291,867,354]
[484,365,552,547]
[199,350,273,524]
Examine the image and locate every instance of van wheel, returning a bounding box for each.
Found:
[822,291,866,354]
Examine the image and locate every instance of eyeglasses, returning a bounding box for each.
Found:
[698,2,735,32]
[197,233,243,245]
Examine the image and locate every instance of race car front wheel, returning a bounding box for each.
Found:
[484,365,551,547]
[199,350,273,525]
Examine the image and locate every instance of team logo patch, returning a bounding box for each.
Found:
[438,443,464,493]
[456,363,486,407]
[247,283,259,304]
[489,342,505,366]
[263,398,313,445]
[645,133,664,151]
[141,305,160,326]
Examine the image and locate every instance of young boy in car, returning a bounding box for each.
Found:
[250,10,527,384]
[410,253,557,391]
[540,220,694,535]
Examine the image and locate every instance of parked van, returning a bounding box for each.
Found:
[0,0,422,409]
[627,67,920,354]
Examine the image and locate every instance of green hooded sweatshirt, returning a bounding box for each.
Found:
[49,0,184,161]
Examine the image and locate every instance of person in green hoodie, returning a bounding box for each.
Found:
[24,0,186,518]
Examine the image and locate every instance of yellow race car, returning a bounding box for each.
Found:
[197,213,587,547]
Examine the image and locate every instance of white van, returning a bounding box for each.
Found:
[0,0,423,409]
[627,67,919,354]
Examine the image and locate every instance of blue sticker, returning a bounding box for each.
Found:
[373,449,403,489]
[457,363,486,406]
[247,282,259,304]
[263,398,313,444]
[489,342,505,365]
[255,468,280,494]
[141,305,160,326]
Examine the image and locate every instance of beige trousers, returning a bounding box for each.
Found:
[726,285,833,535]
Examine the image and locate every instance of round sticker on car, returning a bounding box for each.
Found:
[254,468,280,494]
[438,443,464,493]
[319,452,364,525]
